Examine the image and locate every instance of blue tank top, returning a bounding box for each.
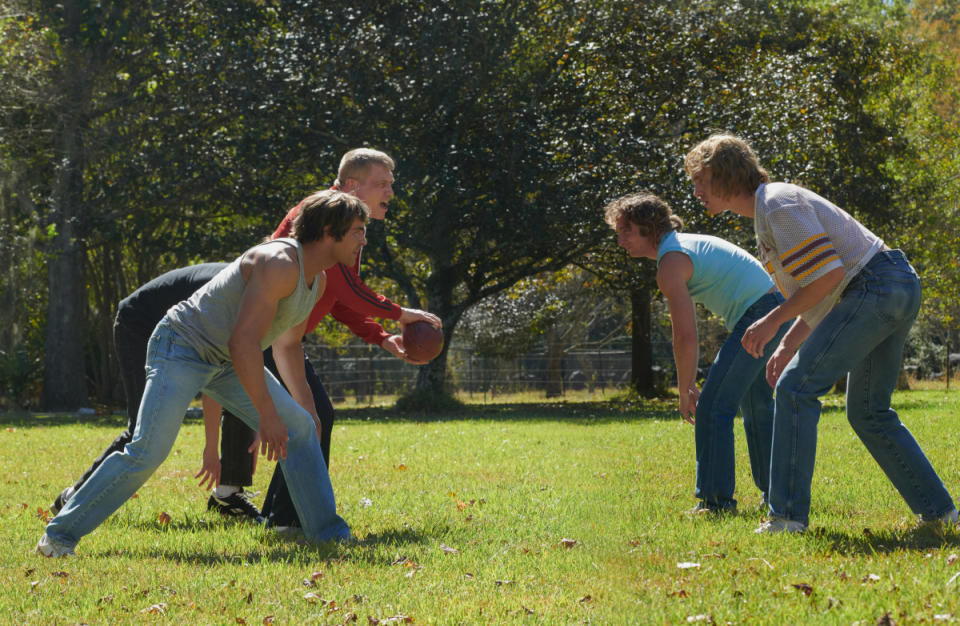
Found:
[657,231,773,330]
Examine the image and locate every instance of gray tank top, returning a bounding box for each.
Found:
[165,238,320,365]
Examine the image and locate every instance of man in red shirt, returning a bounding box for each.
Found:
[211,148,440,529]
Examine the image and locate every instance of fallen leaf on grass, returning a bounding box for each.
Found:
[791,583,813,596]
[23,568,34,578]
[141,603,167,615]
[560,538,578,549]
[304,592,324,604]
[343,613,358,623]
[395,464,407,471]
[235,618,247,624]
[494,580,514,586]
[368,615,413,624]
[456,500,469,511]
[157,511,171,525]
[578,595,592,603]
[877,611,895,626]
[669,590,689,598]
[50,571,68,578]
[677,562,701,569]
[36,507,49,523]
[948,554,958,565]
[262,616,274,624]
[862,573,881,583]
[98,595,114,605]
[439,544,457,554]
[6,427,15,432]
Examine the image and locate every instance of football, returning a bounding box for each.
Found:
[402,321,444,362]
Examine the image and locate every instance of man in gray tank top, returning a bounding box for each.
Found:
[37,190,366,557]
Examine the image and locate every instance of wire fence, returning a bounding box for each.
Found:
[303,340,676,402]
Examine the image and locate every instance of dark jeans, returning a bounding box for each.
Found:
[69,319,255,493]
[256,346,334,528]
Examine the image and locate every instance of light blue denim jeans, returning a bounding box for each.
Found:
[695,292,789,510]
[768,250,954,525]
[45,319,351,548]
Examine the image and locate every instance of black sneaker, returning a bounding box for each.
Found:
[50,486,76,516]
[207,492,265,523]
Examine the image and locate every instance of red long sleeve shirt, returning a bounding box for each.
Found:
[272,203,402,345]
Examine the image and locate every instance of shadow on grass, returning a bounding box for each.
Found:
[123,525,433,566]
[3,393,940,429]
[810,524,960,555]
[1,400,683,428]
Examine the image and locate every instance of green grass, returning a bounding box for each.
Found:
[2,390,960,624]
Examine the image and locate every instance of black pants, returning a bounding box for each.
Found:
[70,319,255,493]
[255,346,334,528]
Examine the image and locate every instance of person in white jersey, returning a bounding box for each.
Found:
[36,190,364,557]
[685,134,957,534]
[604,192,792,514]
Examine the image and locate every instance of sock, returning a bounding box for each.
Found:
[214,485,240,499]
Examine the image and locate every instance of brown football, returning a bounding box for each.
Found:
[402,321,444,362]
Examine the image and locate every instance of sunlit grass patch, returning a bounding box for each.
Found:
[2,389,959,623]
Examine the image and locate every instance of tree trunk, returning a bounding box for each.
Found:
[544,327,565,398]
[414,273,457,395]
[630,284,656,397]
[416,341,450,393]
[41,1,91,411]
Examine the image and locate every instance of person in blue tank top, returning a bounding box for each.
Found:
[604,192,793,514]
[36,190,366,557]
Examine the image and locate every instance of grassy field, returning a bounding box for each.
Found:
[2,389,959,624]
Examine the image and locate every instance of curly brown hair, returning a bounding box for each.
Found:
[603,192,683,245]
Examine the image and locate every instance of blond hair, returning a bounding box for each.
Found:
[334,148,395,187]
[684,134,770,198]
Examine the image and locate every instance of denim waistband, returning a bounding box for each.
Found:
[843,249,911,295]
[863,248,907,270]
[744,291,784,315]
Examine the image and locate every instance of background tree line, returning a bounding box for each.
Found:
[1,0,957,411]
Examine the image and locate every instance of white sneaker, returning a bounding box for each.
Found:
[920,508,958,526]
[755,518,807,534]
[36,533,75,558]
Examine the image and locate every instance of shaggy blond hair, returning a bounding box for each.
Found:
[684,134,770,198]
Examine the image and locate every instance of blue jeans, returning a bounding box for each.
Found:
[768,250,954,525]
[45,319,351,548]
[695,292,789,510]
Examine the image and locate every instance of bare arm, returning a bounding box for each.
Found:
[272,317,322,438]
[658,252,698,424]
[195,394,222,490]
[227,247,304,462]
[741,267,844,359]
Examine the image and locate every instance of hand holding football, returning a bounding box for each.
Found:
[401,321,444,362]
